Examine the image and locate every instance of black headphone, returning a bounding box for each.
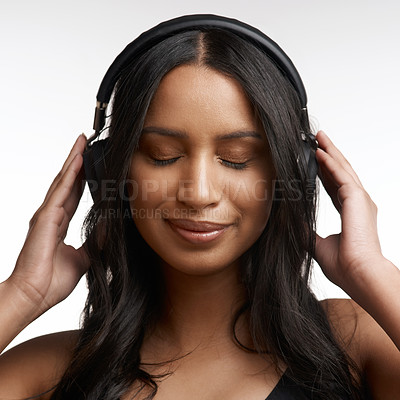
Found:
[83,14,318,204]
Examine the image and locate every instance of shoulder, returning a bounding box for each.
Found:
[321,298,400,398]
[0,329,79,399]
[320,298,371,368]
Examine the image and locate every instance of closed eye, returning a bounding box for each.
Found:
[152,157,248,170]
[220,159,248,170]
[152,157,181,166]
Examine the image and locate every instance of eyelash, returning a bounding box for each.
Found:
[152,157,180,166]
[220,159,248,170]
[151,157,248,170]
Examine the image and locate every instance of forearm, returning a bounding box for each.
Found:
[345,258,400,351]
[0,279,41,354]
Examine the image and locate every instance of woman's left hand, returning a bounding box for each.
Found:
[313,130,384,293]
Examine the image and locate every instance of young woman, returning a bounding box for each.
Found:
[0,15,399,400]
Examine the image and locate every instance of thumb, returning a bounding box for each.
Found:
[77,245,91,276]
[314,232,339,271]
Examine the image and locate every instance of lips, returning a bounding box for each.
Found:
[165,219,232,244]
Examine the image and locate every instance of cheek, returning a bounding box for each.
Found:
[228,172,274,239]
[228,171,274,210]
[128,162,177,209]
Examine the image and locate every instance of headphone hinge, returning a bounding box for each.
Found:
[93,101,108,133]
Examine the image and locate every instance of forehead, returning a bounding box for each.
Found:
[144,64,262,136]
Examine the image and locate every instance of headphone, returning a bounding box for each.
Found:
[83,14,318,204]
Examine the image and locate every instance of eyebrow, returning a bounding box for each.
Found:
[141,126,188,138]
[215,131,263,140]
[141,126,263,140]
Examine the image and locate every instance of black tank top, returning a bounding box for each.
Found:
[266,372,310,399]
[266,371,356,399]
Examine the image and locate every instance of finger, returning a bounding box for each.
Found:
[317,159,342,212]
[314,232,339,265]
[53,153,85,239]
[316,147,359,213]
[77,245,91,275]
[30,135,86,227]
[316,146,358,189]
[314,232,325,265]
[29,153,84,238]
[61,159,86,222]
[58,244,91,281]
[314,232,327,265]
[56,167,86,239]
[316,131,364,188]
[47,152,84,211]
[42,134,87,205]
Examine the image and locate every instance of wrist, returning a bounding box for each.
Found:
[339,254,388,291]
[342,256,398,305]
[342,258,400,350]
[0,280,36,353]
[1,278,44,326]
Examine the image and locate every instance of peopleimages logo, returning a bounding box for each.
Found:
[84,178,315,204]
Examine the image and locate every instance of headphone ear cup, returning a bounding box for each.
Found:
[300,133,318,193]
[83,138,109,203]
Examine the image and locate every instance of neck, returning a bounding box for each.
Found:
[151,260,251,355]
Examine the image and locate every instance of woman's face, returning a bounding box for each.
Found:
[128,64,275,275]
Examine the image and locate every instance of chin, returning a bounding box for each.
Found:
[157,252,242,278]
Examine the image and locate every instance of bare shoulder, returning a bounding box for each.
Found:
[320,298,400,398]
[0,330,80,399]
[319,298,365,368]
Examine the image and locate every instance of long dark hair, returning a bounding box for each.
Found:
[50,29,365,399]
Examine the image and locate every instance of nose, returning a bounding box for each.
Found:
[177,155,221,210]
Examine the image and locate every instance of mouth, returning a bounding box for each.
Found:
[165,219,232,244]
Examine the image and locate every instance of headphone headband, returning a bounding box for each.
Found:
[93,14,307,133]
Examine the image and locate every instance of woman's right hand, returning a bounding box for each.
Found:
[5,134,90,320]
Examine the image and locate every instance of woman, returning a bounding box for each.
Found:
[0,15,399,400]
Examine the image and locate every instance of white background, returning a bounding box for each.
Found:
[1,0,399,351]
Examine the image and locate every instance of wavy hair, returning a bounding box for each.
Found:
[49,28,365,399]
